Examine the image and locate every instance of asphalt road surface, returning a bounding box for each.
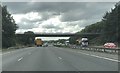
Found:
[2,46,118,71]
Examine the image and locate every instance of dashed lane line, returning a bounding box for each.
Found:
[56,47,119,62]
[58,57,62,60]
[18,57,23,61]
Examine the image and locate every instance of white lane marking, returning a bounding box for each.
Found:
[2,52,11,55]
[25,48,29,49]
[58,57,62,59]
[90,54,120,62]
[77,51,120,62]
[18,57,23,61]
[77,52,90,55]
[2,48,32,55]
[58,48,63,49]
[54,47,119,62]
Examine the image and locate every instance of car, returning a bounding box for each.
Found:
[104,43,116,48]
[43,43,48,47]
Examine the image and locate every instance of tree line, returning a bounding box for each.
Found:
[69,2,120,46]
[2,6,18,48]
[2,6,35,48]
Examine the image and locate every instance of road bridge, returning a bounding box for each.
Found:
[16,33,101,37]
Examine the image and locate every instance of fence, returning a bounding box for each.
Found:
[54,44,120,54]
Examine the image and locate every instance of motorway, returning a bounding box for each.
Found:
[2,46,118,71]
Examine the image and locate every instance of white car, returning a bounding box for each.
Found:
[43,43,48,47]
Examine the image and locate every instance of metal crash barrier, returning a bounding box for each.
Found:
[70,46,120,54]
[54,44,120,54]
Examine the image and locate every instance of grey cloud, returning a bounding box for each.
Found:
[21,17,42,23]
[3,2,107,14]
[60,2,115,22]
[18,18,42,29]
[42,24,62,29]
[2,2,116,33]
[2,2,74,14]
[2,2,30,14]
[18,23,36,29]
[3,2,115,22]
[41,11,60,20]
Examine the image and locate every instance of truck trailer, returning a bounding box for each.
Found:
[35,38,43,47]
[81,38,88,47]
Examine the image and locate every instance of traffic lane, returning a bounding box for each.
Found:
[3,47,38,64]
[3,47,78,71]
[2,47,39,70]
[54,46,119,62]
[2,46,118,71]
[51,47,118,71]
[0,52,1,70]
[0,53,2,72]
[2,47,35,55]
[62,46,118,60]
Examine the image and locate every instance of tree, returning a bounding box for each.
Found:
[80,21,104,33]
[69,36,79,44]
[102,3,119,43]
[69,2,120,45]
[17,31,35,45]
[2,6,18,48]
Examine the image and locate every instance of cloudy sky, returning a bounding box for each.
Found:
[2,2,117,40]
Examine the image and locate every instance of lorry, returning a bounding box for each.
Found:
[35,38,43,47]
[76,37,88,47]
[81,38,88,47]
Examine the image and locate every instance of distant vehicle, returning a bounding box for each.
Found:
[35,38,43,47]
[28,45,32,47]
[43,43,48,47]
[65,41,69,46]
[104,43,116,48]
[81,38,88,47]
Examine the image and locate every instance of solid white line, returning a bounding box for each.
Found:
[18,57,23,61]
[25,48,29,49]
[77,52,90,55]
[90,54,120,62]
[58,57,62,59]
[77,51,120,62]
[58,48,63,49]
